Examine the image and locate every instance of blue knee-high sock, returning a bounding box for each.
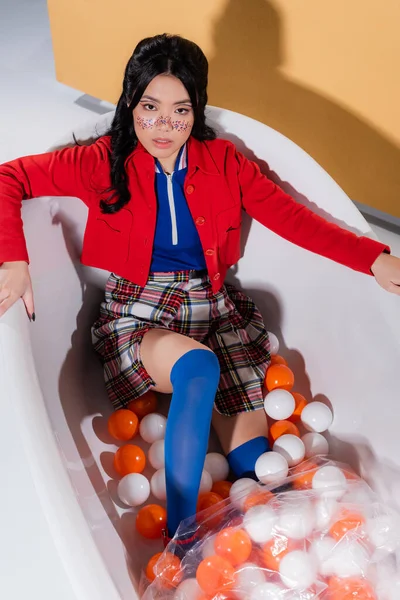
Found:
[227,436,270,480]
[165,349,220,537]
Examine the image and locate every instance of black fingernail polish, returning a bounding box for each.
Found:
[32,312,36,322]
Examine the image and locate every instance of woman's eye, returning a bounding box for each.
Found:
[143,103,157,111]
[176,107,190,115]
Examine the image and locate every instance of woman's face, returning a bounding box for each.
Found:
[132,74,194,170]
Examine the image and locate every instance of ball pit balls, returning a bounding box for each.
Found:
[139,413,167,443]
[114,444,146,477]
[265,364,295,392]
[117,473,150,506]
[229,478,258,510]
[243,505,277,544]
[173,578,203,600]
[288,392,307,423]
[301,432,329,458]
[267,331,280,355]
[107,409,139,441]
[243,489,274,512]
[269,354,287,366]
[197,492,224,529]
[329,509,366,541]
[273,434,305,467]
[204,453,230,483]
[327,576,377,600]
[277,499,316,539]
[312,465,347,499]
[200,470,213,494]
[136,504,167,539]
[212,480,233,499]
[279,550,317,590]
[145,551,181,588]
[260,536,297,571]
[148,439,165,470]
[215,527,252,566]
[250,581,284,600]
[234,563,266,598]
[150,468,167,501]
[269,420,300,445]
[127,390,158,419]
[366,513,400,553]
[328,540,370,578]
[309,536,337,576]
[255,451,289,485]
[264,389,295,420]
[301,401,333,433]
[196,555,236,596]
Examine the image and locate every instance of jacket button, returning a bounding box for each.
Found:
[205,249,214,256]
[196,216,206,225]
[213,273,221,281]
[186,185,195,194]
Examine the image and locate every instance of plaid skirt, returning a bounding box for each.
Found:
[91,270,271,416]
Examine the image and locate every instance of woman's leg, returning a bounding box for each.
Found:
[141,329,220,537]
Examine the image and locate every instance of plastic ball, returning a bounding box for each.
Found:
[146,551,181,588]
[301,402,333,433]
[260,536,296,571]
[278,499,316,539]
[279,550,317,590]
[366,513,400,553]
[250,581,284,599]
[197,492,224,529]
[330,509,366,541]
[127,390,158,419]
[196,555,235,595]
[265,364,295,392]
[267,332,280,355]
[270,354,287,367]
[200,470,213,493]
[234,563,266,598]
[244,505,277,544]
[264,389,295,420]
[329,540,370,578]
[202,534,217,559]
[327,576,377,600]
[150,468,166,501]
[269,420,300,444]
[117,472,150,506]
[301,432,329,458]
[114,444,146,477]
[288,393,307,423]
[215,527,252,566]
[229,478,258,510]
[292,460,319,490]
[136,504,167,539]
[212,480,233,499]
[107,409,139,441]
[312,465,347,499]
[273,434,305,467]
[314,497,338,531]
[309,536,337,577]
[173,577,203,600]
[244,489,274,512]
[255,451,289,485]
[139,413,167,443]
[204,453,230,483]
[148,439,165,470]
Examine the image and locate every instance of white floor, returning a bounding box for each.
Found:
[1,0,400,256]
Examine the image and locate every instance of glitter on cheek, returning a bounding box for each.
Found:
[136,115,156,129]
[172,120,193,134]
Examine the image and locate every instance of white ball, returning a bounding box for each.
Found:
[367,513,400,553]
[250,582,285,600]
[139,413,167,443]
[312,466,347,499]
[309,537,337,577]
[273,434,305,467]
[255,451,289,485]
[117,473,150,507]
[301,402,333,433]
[264,389,295,420]
[243,505,277,544]
[279,550,317,590]
[278,499,315,539]
[150,468,166,501]
[302,432,329,458]
[229,478,258,510]
[267,332,280,356]
[235,563,266,599]
[148,439,165,470]
[314,498,338,530]
[204,453,229,483]
[202,534,216,559]
[173,578,203,600]
[199,470,213,493]
[329,540,370,578]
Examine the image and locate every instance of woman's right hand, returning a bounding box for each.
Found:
[0,261,35,320]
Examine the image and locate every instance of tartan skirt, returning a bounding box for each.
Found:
[91,270,271,416]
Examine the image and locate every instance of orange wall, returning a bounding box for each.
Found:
[47,0,400,218]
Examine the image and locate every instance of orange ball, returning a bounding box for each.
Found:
[270,354,288,366]
[145,551,181,588]
[215,527,252,566]
[265,364,295,392]
[211,480,232,499]
[268,420,300,445]
[197,492,224,529]
[136,504,167,539]
[107,409,139,441]
[196,555,235,596]
[260,536,296,571]
[327,576,376,600]
[244,490,274,512]
[292,461,319,489]
[330,509,366,541]
[127,390,158,420]
[288,393,307,423]
[113,444,146,477]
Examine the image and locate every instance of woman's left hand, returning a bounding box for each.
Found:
[371,252,400,295]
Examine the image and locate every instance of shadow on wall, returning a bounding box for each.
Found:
[208,0,400,218]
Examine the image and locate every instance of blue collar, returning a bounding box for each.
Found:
[155,143,187,174]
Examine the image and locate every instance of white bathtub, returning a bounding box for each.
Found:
[1,107,400,599]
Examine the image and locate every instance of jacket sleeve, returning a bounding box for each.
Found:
[236,149,389,275]
[0,141,108,264]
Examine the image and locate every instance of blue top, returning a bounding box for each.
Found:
[150,144,207,272]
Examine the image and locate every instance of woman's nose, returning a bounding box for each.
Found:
[156,115,173,132]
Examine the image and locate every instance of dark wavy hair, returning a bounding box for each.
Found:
[101,33,216,213]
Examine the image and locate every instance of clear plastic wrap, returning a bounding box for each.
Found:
[141,458,400,599]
